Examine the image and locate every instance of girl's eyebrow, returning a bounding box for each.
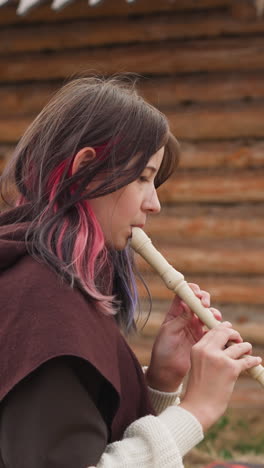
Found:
[144,165,157,173]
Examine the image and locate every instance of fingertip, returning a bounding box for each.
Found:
[210,307,222,321]
[200,291,210,308]
[244,341,252,348]
[188,283,201,296]
[245,356,262,369]
[201,298,210,308]
[241,342,253,355]
[222,321,232,327]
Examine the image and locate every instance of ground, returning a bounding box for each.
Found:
[184,408,264,467]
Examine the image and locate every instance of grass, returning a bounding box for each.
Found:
[184,408,264,467]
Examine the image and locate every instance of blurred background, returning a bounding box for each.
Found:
[0,0,264,464]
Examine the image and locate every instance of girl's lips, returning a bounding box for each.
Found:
[129,225,145,240]
[128,225,144,240]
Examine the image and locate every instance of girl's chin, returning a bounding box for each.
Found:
[116,239,130,251]
[105,236,129,251]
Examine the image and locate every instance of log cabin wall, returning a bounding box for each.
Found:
[0,0,264,406]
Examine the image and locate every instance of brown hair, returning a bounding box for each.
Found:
[1,74,180,331]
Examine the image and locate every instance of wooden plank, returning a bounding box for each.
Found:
[145,212,264,240]
[0,0,232,25]
[2,11,264,55]
[231,0,258,20]
[0,158,8,173]
[2,72,264,117]
[2,101,264,142]
[0,83,60,117]
[0,145,13,160]
[137,275,264,305]
[158,170,264,203]
[1,37,264,82]
[135,241,264,274]
[0,146,13,175]
[0,117,31,143]
[178,141,264,169]
[140,72,264,106]
[167,102,264,140]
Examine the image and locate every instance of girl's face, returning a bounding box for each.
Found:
[89,147,164,250]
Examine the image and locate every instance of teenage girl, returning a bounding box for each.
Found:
[0,76,261,468]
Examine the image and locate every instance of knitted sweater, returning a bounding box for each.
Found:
[91,385,203,468]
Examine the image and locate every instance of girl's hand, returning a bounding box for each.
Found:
[180,322,262,431]
[145,283,221,392]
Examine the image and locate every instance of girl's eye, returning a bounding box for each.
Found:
[139,176,149,182]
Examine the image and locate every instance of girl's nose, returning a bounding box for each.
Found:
[143,189,161,214]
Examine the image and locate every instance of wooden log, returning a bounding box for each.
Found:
[0,0,232,26]
[2,11,264,54]
[134,241,264,274]
[136,275,264,305]
[167,102,264,140]
[231,0,258,20]
[0,116,31,143]
[158,170,264,203]
[2,72,264,117]
[178,141,264,169]
[2,101,264,142]
[0,158,8,173]
[0,145,13,161]
[140,72,264,106]
[0,83,60,117]
[145,212,264,240]
[1,37,264,82]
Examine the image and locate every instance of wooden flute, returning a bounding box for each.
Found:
[130,227,264,387]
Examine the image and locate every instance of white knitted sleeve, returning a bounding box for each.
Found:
[142,365,183,413]
[148,383,183,414]
[88,405,203,468]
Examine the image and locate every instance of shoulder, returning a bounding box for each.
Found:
[0,255,121,403]
[1,253,81,306]
[0,254,98,341]
[1,254,111,333]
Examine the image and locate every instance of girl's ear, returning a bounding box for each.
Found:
[72,147,96,175]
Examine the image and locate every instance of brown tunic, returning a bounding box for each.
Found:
[0,206,154,467]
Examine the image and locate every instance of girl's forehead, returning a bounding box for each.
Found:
[146,147,164,168]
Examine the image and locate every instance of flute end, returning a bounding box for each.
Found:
[130,227,151,252]
[248,364,264,388]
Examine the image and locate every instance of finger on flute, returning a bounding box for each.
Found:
[130,227,264,387]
